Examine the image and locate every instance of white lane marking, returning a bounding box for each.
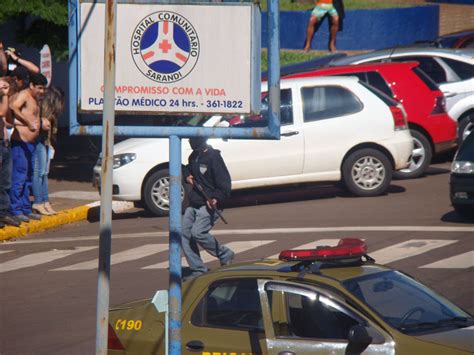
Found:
[143,240,274,270]
[0,250,13,255]
[53,244,167,271]
[0,247,96,273]
[420,251,474,269]
[370,240,457,264]
[3,226,473,245]
[267,239,342,259]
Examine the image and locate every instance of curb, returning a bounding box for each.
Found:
[0,201,135,242]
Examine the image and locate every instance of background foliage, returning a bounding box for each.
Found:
[0,0,68,60]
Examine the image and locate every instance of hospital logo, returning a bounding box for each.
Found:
[131,11,200,83]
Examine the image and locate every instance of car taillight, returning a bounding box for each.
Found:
[108,324,125,350]
[390,104,408,131]
[431,95,446,115]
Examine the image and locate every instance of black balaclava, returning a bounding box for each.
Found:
[189,137,208,152]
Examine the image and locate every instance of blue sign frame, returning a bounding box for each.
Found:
[68,0,281,140]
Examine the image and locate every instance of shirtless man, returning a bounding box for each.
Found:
[8,72,47,222]
[303,0,344,53]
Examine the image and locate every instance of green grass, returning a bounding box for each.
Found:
[259,0,412,11]
[261,50,327,72]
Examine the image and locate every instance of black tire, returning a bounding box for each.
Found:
[342,148,392,197]
[143,169,189,217]
[453,204,474,221]
[458,115,474,145]
[393,130,432,180]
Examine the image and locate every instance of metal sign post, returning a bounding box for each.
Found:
[168,134,182,354]
[95,0,117,354]
[69,1,280,354]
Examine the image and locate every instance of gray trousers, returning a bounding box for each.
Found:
[181,205,232,274]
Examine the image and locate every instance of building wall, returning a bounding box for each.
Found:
[262,5,439,50]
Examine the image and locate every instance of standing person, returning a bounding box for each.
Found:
[8,72,47,222]
[303,0,345,53]
[181,137,234,280]
[32,87,64,215]
[0,77,21,228]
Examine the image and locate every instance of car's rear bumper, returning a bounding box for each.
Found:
[422,113,458,149]
[450,173,474,205]
[434,140,457,154]
[384,130,414,170]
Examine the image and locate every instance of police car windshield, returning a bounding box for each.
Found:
[343,270,472,334]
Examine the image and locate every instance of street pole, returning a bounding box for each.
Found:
[168,135,182,355]
[95,0,117,353]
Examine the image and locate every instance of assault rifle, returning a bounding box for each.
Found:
[193,180,228,224]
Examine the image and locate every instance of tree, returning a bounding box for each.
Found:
[0,0,68,60]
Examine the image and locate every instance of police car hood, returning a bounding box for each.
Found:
[416,326,474,353]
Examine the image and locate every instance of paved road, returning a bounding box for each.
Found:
[0,162,473,354]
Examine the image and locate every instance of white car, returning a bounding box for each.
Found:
[331,48,474,142]
[93,76,413,216]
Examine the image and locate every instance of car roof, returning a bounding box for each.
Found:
[276,75,360,86]
[261,53,347,80]
[285,61,420,80]
[331,47,474,66]
[211,258,393,282]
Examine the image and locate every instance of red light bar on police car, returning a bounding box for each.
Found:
[279,238,367,261]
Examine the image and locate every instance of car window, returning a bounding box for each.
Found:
[191,278,263,331]
[301,85,363,122]
[266,289,359,340]
[459,38,474,48]
[391,56,447,83]
[333,72,393,98]
[441,58,474,80]
[456,132,474,161]
[366,72,393,97]
[412,67,439,91]
[343,270,472,334]
[223,89,294,128]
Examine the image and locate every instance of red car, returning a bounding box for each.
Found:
[287,62,457,179]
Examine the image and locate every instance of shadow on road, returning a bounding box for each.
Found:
[85,182,407,222]
[441,210,474,224]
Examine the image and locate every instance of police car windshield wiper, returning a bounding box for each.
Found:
[437,316,474,327]
[401,317,474,332]
[399,321,440,331]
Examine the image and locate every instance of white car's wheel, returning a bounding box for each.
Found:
[393,130,432,180]
[342,148,392,197]
[143,169,189,217]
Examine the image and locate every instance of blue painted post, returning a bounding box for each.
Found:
[268,0,281,139]
[68,0,78,137]
[168,135,182,355]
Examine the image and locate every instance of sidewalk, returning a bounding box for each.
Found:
[0,133,133,241]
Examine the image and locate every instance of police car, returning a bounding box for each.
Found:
[107,239,474,354]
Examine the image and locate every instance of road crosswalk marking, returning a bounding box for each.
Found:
[0,247,96,273]
[53,244,168,271]
[142,240,275,269]
[369,240,457,264]
[421,251,474,269]
[0,239,472,273]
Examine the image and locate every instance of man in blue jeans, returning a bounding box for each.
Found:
[181,137,234,280]
[0,76,21,228]
[8,72,46,222]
